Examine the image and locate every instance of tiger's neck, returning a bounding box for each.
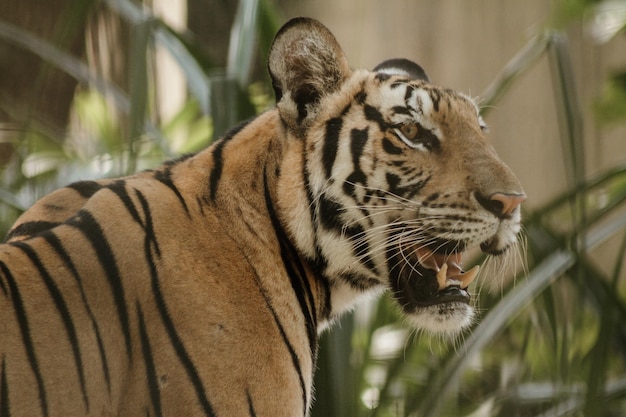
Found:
[273,113,387,329]
[193,111,335,334]
[197,110,383,333]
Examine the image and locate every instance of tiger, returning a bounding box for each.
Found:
[0,17,525,417]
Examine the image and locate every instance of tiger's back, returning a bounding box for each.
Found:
[1,111,319,416]
[1,18,525,416]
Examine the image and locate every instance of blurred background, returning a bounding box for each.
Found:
[1,0,626,415]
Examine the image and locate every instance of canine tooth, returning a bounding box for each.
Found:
[459,265,480,289]
[436,263,448,290]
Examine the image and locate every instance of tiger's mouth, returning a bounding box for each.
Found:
[390,241,480,311]
[415,246,479,297]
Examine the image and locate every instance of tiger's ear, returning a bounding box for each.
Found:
[268,18,351,136]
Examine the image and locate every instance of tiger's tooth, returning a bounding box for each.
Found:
[436,263,448,290]
[459,265,480,289]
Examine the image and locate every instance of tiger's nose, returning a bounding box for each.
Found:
[478,192,526,218]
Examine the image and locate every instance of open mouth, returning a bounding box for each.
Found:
[415,246,480,296]
[389,240,480,311]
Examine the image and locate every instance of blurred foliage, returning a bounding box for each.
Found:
[0,0,280,235]
[1,1,626,417]
[595,71,626,124]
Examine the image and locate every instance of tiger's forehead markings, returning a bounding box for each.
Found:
[376,81,415,108]
[376,81,432,113]
[381,82,437,121]
[396,82,483,123]
[408,88,434,117]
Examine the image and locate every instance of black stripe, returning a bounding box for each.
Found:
[252,267,308,416]
[345,223,378,275]
[364,104,387,131]
[154,167,189,215]
[240,168,308,414]
[1,357,9,417]
[305,140,334,319]
[418,127,441,152]
[342,175,362,204]
[302,151,317,247]
[386,172,404,196]
[134,191,216,417]
[316,269,332,321]
[136,302,162,417]
[382,137,403,155]
[284,252,318,359]
[66,210,132,359]
[392,105,412,116]
[0,265,7,297]
[107,185,161,257]
[208,118,252,203]
[355,90,367,104]
[385,172,431,200]
[4,221,60,241]
[67,180,103,198]
[208,139,228,202]
[246,389,257,417]
[350,127,368,170]
[43,232,111,394]
[0,260,49,417]
[162,153,195,166]
[340,271,381,290]
[429,88,441,112]
[196,196,207,216]
[133,189,161,262]
[404,85,414,103]
[107,181,143,225]
[343,127,369,200]
[264,170,318,361]
[12,241,90,412]
[397,167,427,188]
[321,117,342,179]
[318,194,343,232]
[302,139,332,321]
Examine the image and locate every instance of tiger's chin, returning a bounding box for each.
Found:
[405,301,476,336]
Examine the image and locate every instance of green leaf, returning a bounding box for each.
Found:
[227,0,260,87]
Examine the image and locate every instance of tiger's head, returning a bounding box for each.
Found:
[270,18,525,335]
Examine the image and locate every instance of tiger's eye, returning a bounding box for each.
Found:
[400,123,419,140]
